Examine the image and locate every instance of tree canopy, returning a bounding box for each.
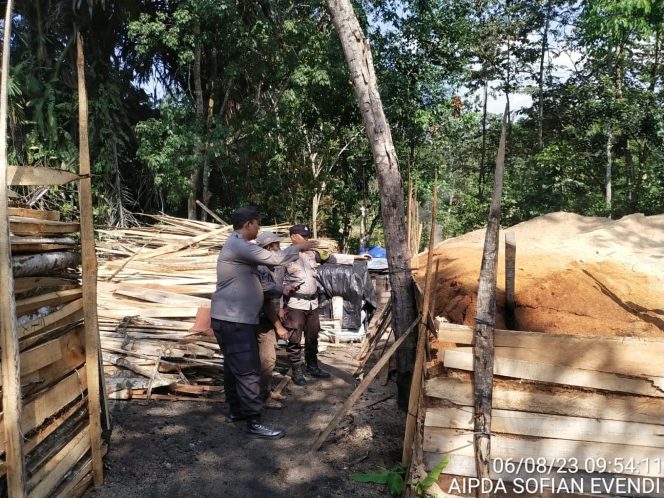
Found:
[4,0,663,247]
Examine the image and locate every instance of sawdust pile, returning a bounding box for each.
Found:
[416,212,664,337]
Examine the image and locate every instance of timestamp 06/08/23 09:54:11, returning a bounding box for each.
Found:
[491,457,662,475]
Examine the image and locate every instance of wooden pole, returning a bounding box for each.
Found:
[195,200,227,225]
[402,172,438,468]
[426,259,441,360]
[504,232,516,330]
[0,2,28,495]
[473,108,508,497]
[76,32,105,487]
[311,316,418,452]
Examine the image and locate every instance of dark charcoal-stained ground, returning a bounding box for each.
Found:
[84,343,405,498]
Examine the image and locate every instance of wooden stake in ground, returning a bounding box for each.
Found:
[473,108,508,496]
[402,173,438,468]
[327,0,418,408]
[77,32,105,487]
[0,2,27,495]
[311,316,419,452]
[504,232,516,329]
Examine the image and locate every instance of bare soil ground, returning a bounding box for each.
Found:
[84,344,404,498]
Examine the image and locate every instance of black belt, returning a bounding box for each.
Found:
[291,292,317,300]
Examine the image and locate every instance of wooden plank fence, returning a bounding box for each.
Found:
[419,320,664,496]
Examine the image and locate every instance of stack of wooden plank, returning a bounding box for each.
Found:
[8,206,98,497]
[422,320,664,494]
[96,215,339,400]
[96,216,235,400]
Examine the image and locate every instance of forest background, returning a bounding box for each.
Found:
[3,0,663,251]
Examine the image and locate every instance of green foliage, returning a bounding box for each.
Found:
[351,466,406,495]
[135,102,201,210]
[350,457,448,497]
[7,0,664,242]
[414,456,449,496]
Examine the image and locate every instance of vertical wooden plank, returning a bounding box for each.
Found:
[504,232,516,329]
[402,173,438,468]
[0,1,28,495]
[76,32,105,487]
[473,108,508,497]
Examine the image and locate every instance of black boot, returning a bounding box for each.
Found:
[306,361,331,379]
[291,364,307,386]
[247,419,285,439]
[225,412,248,423]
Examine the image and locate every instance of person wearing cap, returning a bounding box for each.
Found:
[255,231,288,409]
[282,224,369,385]
[211,207,317,439]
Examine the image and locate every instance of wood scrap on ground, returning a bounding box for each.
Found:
[311,315,420,452]
[96,214,341,400]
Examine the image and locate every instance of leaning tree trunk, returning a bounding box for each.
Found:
[473,111,507,497]
[328,0,417,408]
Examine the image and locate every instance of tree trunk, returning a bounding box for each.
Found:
[613,41,634,206]
[201,96,215,222]
[35,0,47,66]
[328,0,417,408]
[538,0,551,150]
[12,251,82,278]
[479,82,488,198]
[312,189,322,239]
[650,26,660,93]
[189,23,205,220]
[625,141,634,206]
[473,111,507,496]
[606,124,613,217]
[504,0,512,129]
[188,169,201,220]
[359,205,367,251]
[113,142,126,227]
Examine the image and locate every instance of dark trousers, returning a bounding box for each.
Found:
[212,319,262,418]
[283,307,320,367]
[256,320,277,400]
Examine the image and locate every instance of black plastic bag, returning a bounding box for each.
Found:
[316,261,377,329]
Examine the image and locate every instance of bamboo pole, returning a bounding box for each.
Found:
[76,32,105,487]
[473,108,508,497]
[0,1,27,495]
[402,172,438,468]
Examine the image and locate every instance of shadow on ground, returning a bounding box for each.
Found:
[84,343,405,498]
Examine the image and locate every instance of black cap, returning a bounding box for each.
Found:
[289,224,311,238]
[231,206,261,228]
